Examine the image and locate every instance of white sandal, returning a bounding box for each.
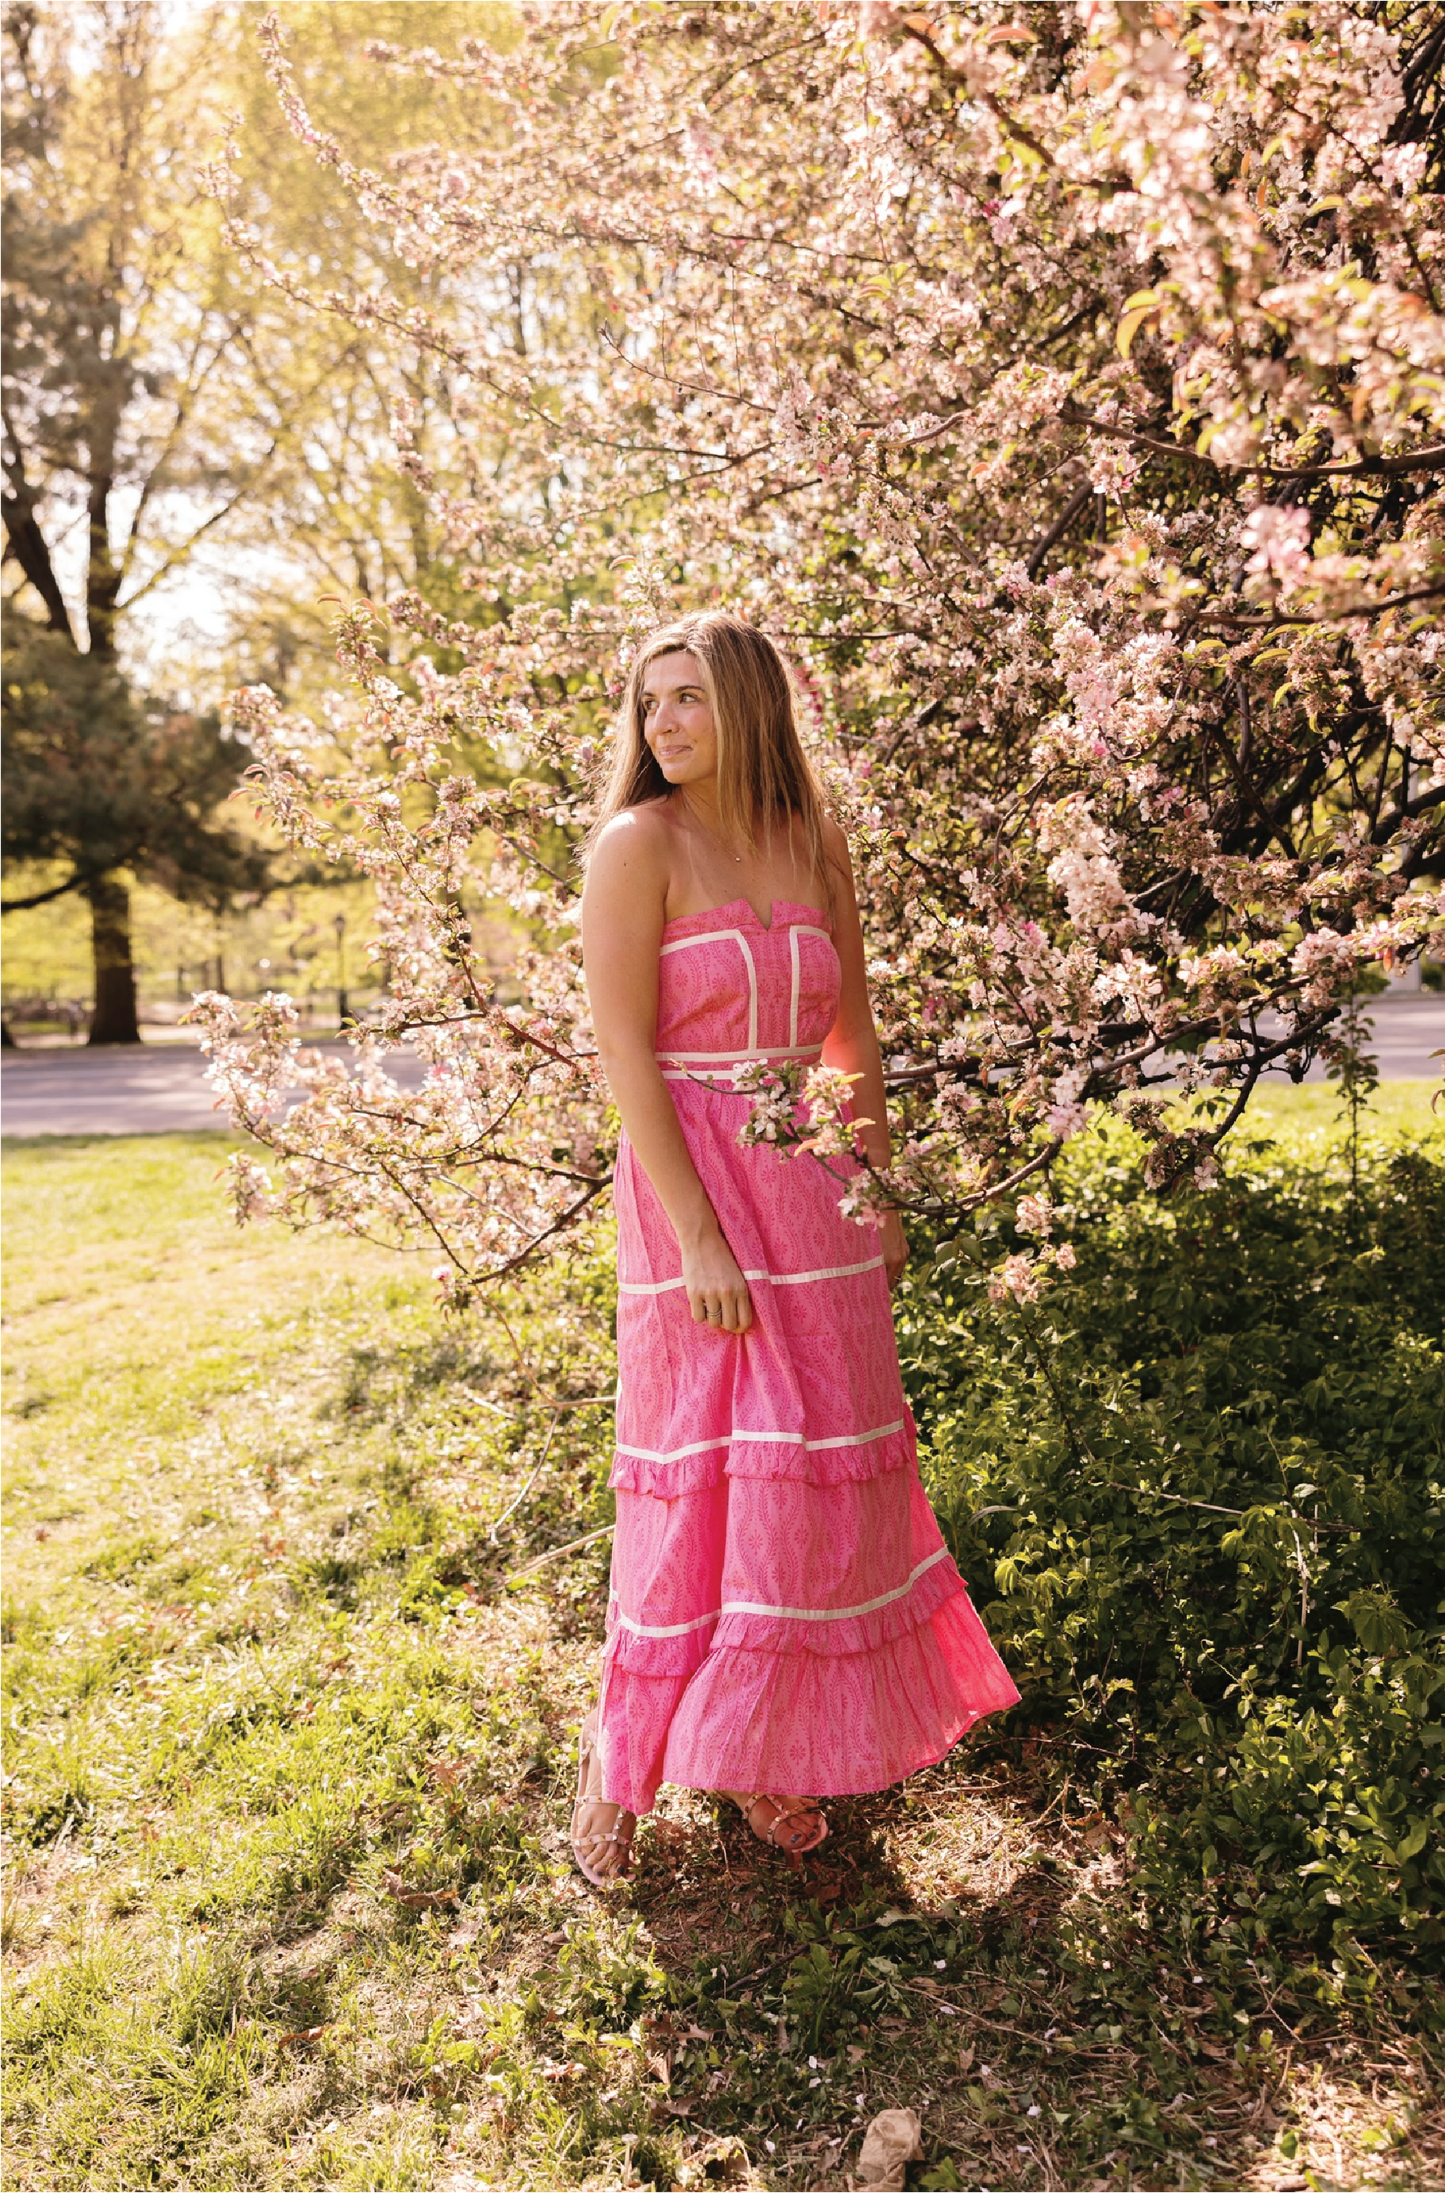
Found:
[570,1712,635,1886]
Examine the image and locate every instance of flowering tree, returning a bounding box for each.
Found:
[195,0,1444,1301]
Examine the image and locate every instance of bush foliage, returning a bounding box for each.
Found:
[903,1116,1445,1965]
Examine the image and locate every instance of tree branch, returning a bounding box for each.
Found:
[1025,481,1094,578]
[2,868,86,913]
[1061,401,1445,481]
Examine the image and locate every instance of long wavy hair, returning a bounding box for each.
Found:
[589,612,835,901]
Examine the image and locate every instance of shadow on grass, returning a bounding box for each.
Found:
[6,1130,1440,2192]
[551,1747,1441,2192]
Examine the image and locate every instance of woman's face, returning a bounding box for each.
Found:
[641,651,718,787]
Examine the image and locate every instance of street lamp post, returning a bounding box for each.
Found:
[334,912,348,1029]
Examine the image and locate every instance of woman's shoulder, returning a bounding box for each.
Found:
[586,799,676,893]
[592,797,675,856]
[819,810,853,874]
[617,794,677,832]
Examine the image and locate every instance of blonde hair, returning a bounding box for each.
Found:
[591,612,834,902]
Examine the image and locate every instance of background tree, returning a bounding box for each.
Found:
[2,616,271,1039]
[1,1,550,1042]
[183,0,522,707]
[0,0,286,1037]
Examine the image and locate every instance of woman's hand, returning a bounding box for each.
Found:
[681,1227,754,1334]
[879,1208,909,1291]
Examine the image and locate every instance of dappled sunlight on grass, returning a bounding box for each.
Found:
[2,1110,1442,2188]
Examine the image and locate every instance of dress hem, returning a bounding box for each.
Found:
[597,1580,1020,1815]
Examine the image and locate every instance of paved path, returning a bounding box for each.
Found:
[1284,996,1443,1085]
[1,1040,428,1138]
[3,999,1441,1138]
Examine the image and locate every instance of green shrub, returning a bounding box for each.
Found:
[900,1125,1445,1961]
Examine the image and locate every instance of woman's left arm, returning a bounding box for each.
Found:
[819,821,909,1286]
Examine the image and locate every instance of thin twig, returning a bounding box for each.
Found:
[488,1409,561,1545]
[1026,482,1094,578]
[506,1522,615,1581]
[1098,1480,1355,1532]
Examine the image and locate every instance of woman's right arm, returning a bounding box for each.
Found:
[581,812,754,1333]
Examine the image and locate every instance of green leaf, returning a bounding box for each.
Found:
[1116,306,1157,358]
[1393,1819,1428,1864]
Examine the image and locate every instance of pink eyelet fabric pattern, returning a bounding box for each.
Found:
[598,897,1019,1813]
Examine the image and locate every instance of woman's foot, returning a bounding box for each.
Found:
[726,1790,829,1869]
[570,1710,636,1885]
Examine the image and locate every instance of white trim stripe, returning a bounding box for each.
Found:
[607,1548,950,1638]
[769,1256,884,1287]
[758,1417,903,1450]
[618,1254,883,1298]
[614,1416,903,1463]
[658,928,745,957]
[617,1431,740,1462]
[657,1043,823,1063]
[660,1064,820,1084]
[789,925,801,1051]
[789,921,837,982]
[658,926,758,1057]
[612,1605,718,1640]
[738,930,759,1053]
[722,1549,950,1623]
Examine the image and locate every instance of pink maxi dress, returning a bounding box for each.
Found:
[597,896,1019,1816]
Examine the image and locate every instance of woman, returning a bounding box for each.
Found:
[573,613,1018,1881]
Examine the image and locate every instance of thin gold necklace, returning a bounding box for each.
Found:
[678,793,745,862]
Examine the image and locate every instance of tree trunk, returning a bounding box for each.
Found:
[86,874,141,1045]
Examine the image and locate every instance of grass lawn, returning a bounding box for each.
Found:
[2,1098,1442,2190]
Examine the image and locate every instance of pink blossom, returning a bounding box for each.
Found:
[1240,504,1312,587]
[990,1254,1043,1306]
[188,3,1442,1285]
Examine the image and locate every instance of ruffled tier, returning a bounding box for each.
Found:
[597,1578,1019,1814]
[603,1536,965,1674]
[604,1595,716,1678]
[665,1582,1020,1798]
[609,1421,915,1498]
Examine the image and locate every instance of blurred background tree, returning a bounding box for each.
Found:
[1,0,517,1040]
[1,623,270,1038]
[204,0,511,703]
[1,0,285,1037]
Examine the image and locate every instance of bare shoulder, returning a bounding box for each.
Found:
[587,800,674,886]
[583,804,676,956]
[820,812,853,870]
[820,813,857,899]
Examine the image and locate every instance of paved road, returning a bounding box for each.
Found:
[1273,996,1443,1085]
[3,999,1441,1137]
[1,1039,429,1138]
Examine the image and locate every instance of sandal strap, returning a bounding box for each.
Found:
[572,1805,634,1846]
[743,1792,822,1844]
